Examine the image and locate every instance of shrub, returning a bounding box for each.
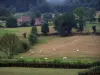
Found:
[78,66,100,75]
[29,26,38,45]
[29,34,37,45]
[41,22,49,35]
[31,26,37,35]
[0,33,20,59]
[15,40,31,54]
[6,16,18,28]
[21,22,29,27]
[89,66,100,74]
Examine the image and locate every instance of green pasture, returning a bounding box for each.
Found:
[0,68,85,75]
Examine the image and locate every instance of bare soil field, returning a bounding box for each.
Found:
[21,35,100,58]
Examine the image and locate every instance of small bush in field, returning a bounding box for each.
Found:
[31,26,37,35]
[15,40,31,54]
[29,26,38,45]
[6,16,18,28]
[0,33,20,59]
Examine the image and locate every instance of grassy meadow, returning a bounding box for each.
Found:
[0,23,100,59]
[0,68,85,75]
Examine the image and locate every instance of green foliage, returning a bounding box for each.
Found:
[31,18,35,26]
[74,7,96,22]
[43,13,53,21]
[0,59,100,69]
[86,8,96,22]
[74,7,86,19]
[98,15,100,22]
[54,14,63,31]
[54,13,76,36]
[79,66,100,75]
[29,26,38,45]
[21,22,29,27]
[6,16,18,28]
[31,26,37,35]
[29,34,37,45]
[35,11,41,18]
[15,40,31,54]
[0,33,20,59]
[74,7,92,32]
[0,7,12,17]
[41,22,49,35]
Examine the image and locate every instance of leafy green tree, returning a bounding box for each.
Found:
[0,7,12,20]
[6,16,18,28]
[0,33,20,59]
[54,13,76,36]
[31,26,37,35]
[41,22,49,35]
[74,7,86,20]
[54,14,63,31]
[74,7,87,32]
[31,18,35,26]
[0,7,12,17]
[29,26,38,45]
[85,8,96,22]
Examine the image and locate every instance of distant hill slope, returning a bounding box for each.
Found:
[0,0,100,12]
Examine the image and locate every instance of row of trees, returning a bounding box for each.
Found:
[54,7,98,36]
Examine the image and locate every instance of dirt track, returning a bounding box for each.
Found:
[22,35,100,58]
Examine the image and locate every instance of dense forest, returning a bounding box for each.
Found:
[0,0,100,12]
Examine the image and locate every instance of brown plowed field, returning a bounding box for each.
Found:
[21,35,100,58]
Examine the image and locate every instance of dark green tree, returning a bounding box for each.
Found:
[31,18,35,26]
[0,7,12,20]
[0,7,12,17]
[74,7,86,32]
[31,26,37,35]
[54,13,76,36]
[41,22,49,35]
[29,26,38,45]
[6,17,18,28]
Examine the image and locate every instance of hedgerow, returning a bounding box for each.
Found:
[0,59,100,69]
[78,66,100,75]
